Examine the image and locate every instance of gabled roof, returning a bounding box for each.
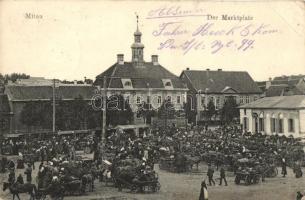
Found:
[181,70,262,94]
[94,62,187,89]
[265,85,287,97]
[265,85,304,97]
[5,85,96,101]
[239,95,305,109]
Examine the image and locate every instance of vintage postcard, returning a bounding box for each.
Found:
[0,0,304,200]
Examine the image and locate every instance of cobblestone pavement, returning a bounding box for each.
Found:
[1,158,304,200]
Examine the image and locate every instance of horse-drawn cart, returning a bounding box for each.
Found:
[112,158,161,193]
[235,169,261,185]
[115,174,161,193]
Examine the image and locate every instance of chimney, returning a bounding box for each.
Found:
[151,55,158,65]
[74,80,77,85]
[266,77,272,89]
[186,67,190,70]
[218,69,222,71]
[117,54,124,65]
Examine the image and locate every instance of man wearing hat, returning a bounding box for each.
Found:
[24,163,32,183]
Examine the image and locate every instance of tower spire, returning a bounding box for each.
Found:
[131,13,144,64]
[136,13,139,32]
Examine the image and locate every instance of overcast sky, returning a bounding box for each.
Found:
[0,0,304,82]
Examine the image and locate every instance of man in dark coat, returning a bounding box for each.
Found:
[207,166,215,186]
[24,163,32,183]
[16,174,24,184]
[219,167,228,186]
[8,169,15,184]
[296,191,303,200]
[1,156,7,173]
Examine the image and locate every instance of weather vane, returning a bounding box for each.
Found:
[135,12,139,31]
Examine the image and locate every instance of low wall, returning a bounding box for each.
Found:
[151,117,186,128]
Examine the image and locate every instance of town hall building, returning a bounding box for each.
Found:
[94,18,188,125]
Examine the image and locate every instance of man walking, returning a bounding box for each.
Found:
[207,165,215,186]
[219,167,228,186]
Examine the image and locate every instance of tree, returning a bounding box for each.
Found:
[183,101,196,124]
[137,101,156,124]
[220,96,239,125]
[106,94,133,126]
[3,73,30,83]
[205,100,216,122]
[157,99,176,119]
[55,95,102,130]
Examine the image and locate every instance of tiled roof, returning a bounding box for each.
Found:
[181,70,261,94]
[5,85,97,101]
[265,85,304,97]
[239,95,305,109]
[0,94,10,113]
[94,62,187,89]
[265,85,286,97]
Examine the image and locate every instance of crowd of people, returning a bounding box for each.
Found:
[1,124,305,199]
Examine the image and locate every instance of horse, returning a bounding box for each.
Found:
[187,156,201,170]
[3,182,37,200]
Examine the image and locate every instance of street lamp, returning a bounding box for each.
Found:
[205,88,210,128]
[196,89,202,126]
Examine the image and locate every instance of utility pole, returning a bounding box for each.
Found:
[52,78,56,133]
[101,76,107,144]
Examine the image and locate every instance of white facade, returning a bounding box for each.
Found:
[97,89,187,124]
[240,108,305,138]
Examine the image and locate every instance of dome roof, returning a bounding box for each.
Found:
[134,30,142,36]
[131,43,144,48]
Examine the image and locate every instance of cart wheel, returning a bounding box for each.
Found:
[156,182,161,191]
[131,185,137,193]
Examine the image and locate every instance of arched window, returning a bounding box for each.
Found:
[259,112,264,132]
[278,113,284,133]
[271,113,276,133]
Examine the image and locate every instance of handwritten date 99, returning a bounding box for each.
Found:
[158,38,255,54]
